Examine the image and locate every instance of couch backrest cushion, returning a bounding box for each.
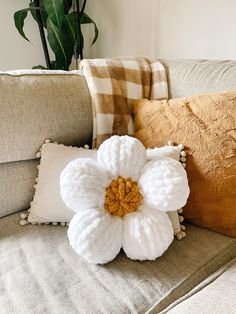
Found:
[2,62,236,164]
[161,60,236,98]
[0,71,93,164]
[0,160,38,218]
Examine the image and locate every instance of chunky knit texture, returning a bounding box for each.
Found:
[60,136,190,264]
[139,158,190,212]
[104,176,143,217]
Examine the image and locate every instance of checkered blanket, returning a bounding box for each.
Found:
[80,57,168,148]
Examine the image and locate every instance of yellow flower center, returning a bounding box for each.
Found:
[104,176,143,217]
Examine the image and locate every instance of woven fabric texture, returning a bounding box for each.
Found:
[0,160,38,218]
[164,259,236,314]
[0,213,236,314]
[161,59,236,98]
[80,57,168,148]
[0,70,92,164]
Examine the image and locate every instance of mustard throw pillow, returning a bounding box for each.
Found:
[134,91,236,237]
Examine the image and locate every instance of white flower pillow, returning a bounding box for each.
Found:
[21,140,186,235]
[60,136,190,264]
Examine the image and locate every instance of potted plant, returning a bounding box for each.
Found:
[14,0,98,70]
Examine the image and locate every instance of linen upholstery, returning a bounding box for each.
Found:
[0,71,92,164]
[134,92,236,237]
[0,213,236,314]
[80,57,168,148]
[164,259,236,314]
[0,160,38,218]
[161,59,236,98]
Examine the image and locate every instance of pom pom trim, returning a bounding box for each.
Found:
[21,139,91,227]
[167,140,188,240]
[19,212,70,227]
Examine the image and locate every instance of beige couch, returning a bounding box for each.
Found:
[0,60,236,314]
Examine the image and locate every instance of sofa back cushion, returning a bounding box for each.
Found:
[0,70,93,218]
[0,70,93,164]
[161,60,236,98]
[0,160,38,218]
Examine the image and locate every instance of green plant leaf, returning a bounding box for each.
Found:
[68,11,98,48]
[32,64,48,69]
[64,13,75,42]
[62,14,76,61]
[14,7,45,42]
[81,13,99,45]
[64,0,73,14]
[49,60,59,69]
[14,9,30,42]
[34,61,61,69]
[64,12,83,59]
[47,17,72,70]
[44,0,64,28]
[14,1,98,69]
[29,2,48,28]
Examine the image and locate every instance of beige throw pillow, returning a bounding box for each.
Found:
[27,143,97,224]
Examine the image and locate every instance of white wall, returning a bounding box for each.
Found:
[86,0,236,60]
[1,0,236,70]
[0,0,46,71]
[85,0,160,59]
[156,0,236,59]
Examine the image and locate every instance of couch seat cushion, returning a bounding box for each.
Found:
[163,258,236,314]
[0,213,236,314]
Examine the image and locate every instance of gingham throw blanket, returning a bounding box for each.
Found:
[80,57,168,148]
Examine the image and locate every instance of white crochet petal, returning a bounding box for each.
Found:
[122,206,174,261]
[139,158,190,212]
[60,158,110,213]
[146,146,180,161]
[68,208,122,264]
[97,135,146,180]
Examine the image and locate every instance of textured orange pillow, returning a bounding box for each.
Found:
[134,91,236,237]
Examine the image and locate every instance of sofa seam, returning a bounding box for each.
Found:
[160,257,236,314]
[145,241,236,314]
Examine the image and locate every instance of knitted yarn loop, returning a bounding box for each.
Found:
[104,176,143,217]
